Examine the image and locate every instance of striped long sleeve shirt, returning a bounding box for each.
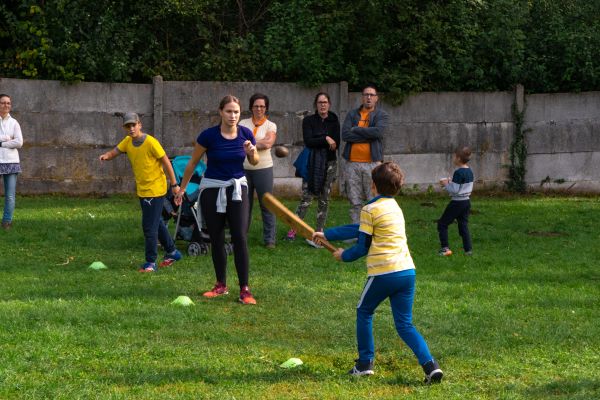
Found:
[446,167,474,201]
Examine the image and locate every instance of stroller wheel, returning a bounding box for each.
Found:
[188,242,209,256]
[225,242,234,255]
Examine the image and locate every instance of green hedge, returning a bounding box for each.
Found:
[1,0,598,94]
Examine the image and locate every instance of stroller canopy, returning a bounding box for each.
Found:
[171,155,207,195]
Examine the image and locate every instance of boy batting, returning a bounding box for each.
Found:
[313,161,443,383]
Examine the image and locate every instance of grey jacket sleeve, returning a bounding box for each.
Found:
[341,112,357,142]
[342,109,389,143]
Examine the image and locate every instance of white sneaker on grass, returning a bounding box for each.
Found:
[348,360,374,376]
[422,359,443,384]
[305,239,323,249]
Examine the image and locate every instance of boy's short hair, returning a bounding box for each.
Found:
[371,161,404,196]
[455,146,472,164]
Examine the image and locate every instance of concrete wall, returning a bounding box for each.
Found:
[0,78,153,194]
[365,91,514,191]
[1,76,598,195]
[524,92,600,191]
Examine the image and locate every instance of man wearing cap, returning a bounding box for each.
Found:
[99,112,182,272]
[341,85,389,224]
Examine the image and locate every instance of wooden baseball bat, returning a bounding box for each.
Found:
[262,192,337,253]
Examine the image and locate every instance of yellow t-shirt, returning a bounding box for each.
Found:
[359,197,415,276]
[349,109,372,162]
[117,134,167,198]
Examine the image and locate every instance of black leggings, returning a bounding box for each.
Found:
[200,186,250,288]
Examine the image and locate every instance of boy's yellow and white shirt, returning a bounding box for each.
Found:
[359,196,415,276]
[117,135,167,198]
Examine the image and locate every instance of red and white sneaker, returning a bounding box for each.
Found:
[438,247,453,256]
[239,286,257,305]
[159,249,182,268]
[203,282,229,298]
[138,262,157,273]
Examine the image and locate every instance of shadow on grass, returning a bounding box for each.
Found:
[0,269,212,302]
[106,365,323,387]
[522,378,600,399]
[105,365,426,391]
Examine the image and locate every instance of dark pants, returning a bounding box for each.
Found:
[245,167,276,245]
[201,186,250,288]
[139,196,176,263]
[437,199,472,252]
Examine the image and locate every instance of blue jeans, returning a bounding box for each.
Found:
[356,271,433,365]
[139,196,176,263]
[2,173,17,223]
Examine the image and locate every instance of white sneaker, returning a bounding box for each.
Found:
[305,239,323,249]
[422,359,443,384]
[348,360,374,376]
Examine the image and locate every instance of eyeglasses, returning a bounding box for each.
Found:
[362,93,377,98]
[317,101,329,105]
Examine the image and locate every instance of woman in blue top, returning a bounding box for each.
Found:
[175,95,259,305]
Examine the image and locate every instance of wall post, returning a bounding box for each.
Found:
[153,75,164,141]
[514,83,524,114]
[337,81,349,196]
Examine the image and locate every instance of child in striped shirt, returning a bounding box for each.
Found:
[438,146,474,256]
[313,161,443,383]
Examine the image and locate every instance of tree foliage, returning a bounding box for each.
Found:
[507,102,529,193]
[1,0,599,94]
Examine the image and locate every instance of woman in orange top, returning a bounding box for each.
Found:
[239,93,278,248]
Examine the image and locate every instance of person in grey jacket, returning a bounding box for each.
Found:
[341,85,389,224]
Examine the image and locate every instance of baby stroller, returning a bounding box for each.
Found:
[163,155,233,256]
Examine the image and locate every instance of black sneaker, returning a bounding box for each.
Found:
[422,359,443,384]
[348,359,374,376]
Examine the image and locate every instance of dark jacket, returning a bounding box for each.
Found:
[302,112,340,162]
[341,106,389,162]
[302,111,340,194]
[307,147,328,195]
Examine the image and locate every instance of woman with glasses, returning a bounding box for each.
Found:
[0,94,24,230]
[286,92,340,247]
[239,93,278,249]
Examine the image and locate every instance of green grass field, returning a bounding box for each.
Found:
[0,194,599,399]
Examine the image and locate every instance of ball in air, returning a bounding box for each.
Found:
[274,145,289,158]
